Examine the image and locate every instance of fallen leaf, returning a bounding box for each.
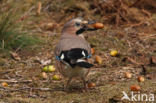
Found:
[44,23,58,31]
[10,51,21,61]
[150,56,156,65]
[40,59,51,65]
[35,57,51,65]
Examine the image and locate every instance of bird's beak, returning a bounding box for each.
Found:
[84,20,96,25]
[81,20,97,31]
[81,20,89,25]
[76,20,97,35]
[82,20,96,25]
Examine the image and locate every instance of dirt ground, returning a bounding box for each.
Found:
[0,0,156,103]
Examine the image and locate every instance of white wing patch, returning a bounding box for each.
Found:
[82,51,85,57]
[77,59,85,63]
[60,54,64,59]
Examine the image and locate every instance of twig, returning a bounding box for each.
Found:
[0,69,14,75]
[4,87,31,92]
[141,9,151,17]
[127,57,143,66]
[34,88,52,91]
[37,2,42,15]
[2,40,4,49]
[17,6,35,22]
[2,87,64,92]
[103,0,129,25]
[15,44,24,53]
[0,79,32,83]
[129,0,142,7]
[142,34,156,40]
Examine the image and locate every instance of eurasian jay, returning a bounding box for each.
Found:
[54,17,96,89]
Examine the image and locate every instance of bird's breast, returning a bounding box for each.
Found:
[56,61,90,78]
[64,66,89,78]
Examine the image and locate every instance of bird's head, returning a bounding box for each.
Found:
[62,17,97,37]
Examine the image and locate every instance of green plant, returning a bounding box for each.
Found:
[0,3,39,51]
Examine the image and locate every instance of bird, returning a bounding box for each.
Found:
[54,17,96,90]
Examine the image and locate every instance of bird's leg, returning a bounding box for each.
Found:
[81,77,87,90]
[65,78,72,90]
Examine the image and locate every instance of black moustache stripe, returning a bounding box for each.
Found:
[76,28,86,35]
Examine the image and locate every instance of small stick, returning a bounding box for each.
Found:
[2,40,4,49]
[0,79,32,83]
[141,9,151,17]
[37,2,42,15]
[127,57,143,66]
[3,87,64,92]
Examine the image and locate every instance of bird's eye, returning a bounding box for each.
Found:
[75,22,81,27]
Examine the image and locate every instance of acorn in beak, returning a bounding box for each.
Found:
[83,20,104,29]
[82,20,96,25]
[76,20,104,35]
[82,20,97,30]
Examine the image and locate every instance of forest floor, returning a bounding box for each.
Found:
[0,0,156,103]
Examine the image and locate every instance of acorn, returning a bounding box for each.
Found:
[95,55,103,64]
[125,72,132,79]
[91,48,95,55]
[138,76,145,82]
[48,65,55,72]
[42,72,48,79]
[52,74,60,80]
[42,65,55,72]
[87,82,96,88]
[130,85,141,91]
[110,50,118,57]
[42,66,48,72]
[93,23,104,29]
[1,82,8,87]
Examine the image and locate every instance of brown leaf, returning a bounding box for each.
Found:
[10,52,21,61]
[151,56,156,64]
[44,23,58,31]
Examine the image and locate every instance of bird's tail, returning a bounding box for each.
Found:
[76,59,94,68]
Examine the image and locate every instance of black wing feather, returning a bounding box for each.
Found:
[59,48,93,68]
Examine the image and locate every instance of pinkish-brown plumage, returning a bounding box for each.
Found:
[54,18,93,89]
